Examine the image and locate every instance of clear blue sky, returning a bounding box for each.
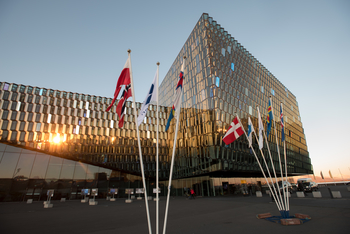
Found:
[1,0,349,179]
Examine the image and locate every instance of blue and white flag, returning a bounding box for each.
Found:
[248,117,254,147]
[257,107,264,150]
[137,71,158,126]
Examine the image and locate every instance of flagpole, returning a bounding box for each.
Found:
[237,115,281,211]
[270,97,287,213]
[128,50,152,234]
[156,62,160,234]
[251,126,283,210]
[281,103,289,211]
[339,168,346,185]
[163,56,186,234]
[329,170,336,186]
[258,106,285,211]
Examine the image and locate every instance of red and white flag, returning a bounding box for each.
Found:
[223,117,244,145]
[116,84,132,128]
[106,57,131,112]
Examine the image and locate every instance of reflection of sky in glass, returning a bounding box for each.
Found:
[59,159,76,180]
[30,153,49,179]
[73,162,88,180]
[0,153,20,178]
[15,153,36,178]
[45,156,63,179]
[216,77,220,87]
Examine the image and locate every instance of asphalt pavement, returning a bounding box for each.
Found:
[0,185,349,234]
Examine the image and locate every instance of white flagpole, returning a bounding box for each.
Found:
[237,115,281,211]
[251,123,283,211]
[257,106,285,211]
[156,62,160,234]
[163,56,186,234]
[281,103,289,211]
[270,97,287,213]
[339,168,346,185]
[128,50,152,234]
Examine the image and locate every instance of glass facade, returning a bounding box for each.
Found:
[158,13,312,179]
[0,13,311,201]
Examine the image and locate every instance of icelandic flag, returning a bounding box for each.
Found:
[248,117,255,147]
[223,117,244,145]
[266,98,273,137]
[106,57,131,112]
[258,108,264,149]
[280,103,285,142]
[137,71,158,126]
[165,70,184,131]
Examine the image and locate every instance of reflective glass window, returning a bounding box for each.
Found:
[0,152,20,178]
[59,159,75,179]
[2,91,10,100]
[27,87,33,94]
[35,123,41,131]
[27,113,33,122]
[3,83,9,91]
[45,156,63,179]
[1,120,8,130]
[19,132,25,141]
[30,153,50,179]
[2,110,9,119]
[2,100,9,109]
[73,162,88,180]
[10,121,17,130]
[216,77,220,87]
[86,164,99,180]
[10,111,17,120]
[13,153,36,179]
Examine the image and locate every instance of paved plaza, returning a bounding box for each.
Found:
[0,186,349,234]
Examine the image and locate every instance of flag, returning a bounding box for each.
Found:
[165,68,184,131]
[116,84,132,128]
[329,170,333,179]
[223,117,244,145]
[248,117,255,147]
[266,98,273,137]
[106,57,131,112]
[137,71,158,126]
[257,108,264,149]
[320,171,324,179]
[280,103,285,142]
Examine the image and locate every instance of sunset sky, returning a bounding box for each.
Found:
[1,0,349,180]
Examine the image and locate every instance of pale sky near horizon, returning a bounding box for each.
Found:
[1,0,349,179]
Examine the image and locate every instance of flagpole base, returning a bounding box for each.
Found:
[258,211,311,225]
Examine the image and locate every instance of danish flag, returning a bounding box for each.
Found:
[223,117,244,145]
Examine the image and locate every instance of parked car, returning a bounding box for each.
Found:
[277,181,294,194]
[303,182,318,192]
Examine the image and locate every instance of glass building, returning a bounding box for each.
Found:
[159,13,311,180]
[0,13,312,202]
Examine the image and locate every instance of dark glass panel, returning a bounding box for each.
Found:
[0,152,20,178]
[29,153,50,179]
[86,164,99,180]
[73,162,88,180]
[13,153,36,179]
[45,156,63,180]
[59,159,75,180]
